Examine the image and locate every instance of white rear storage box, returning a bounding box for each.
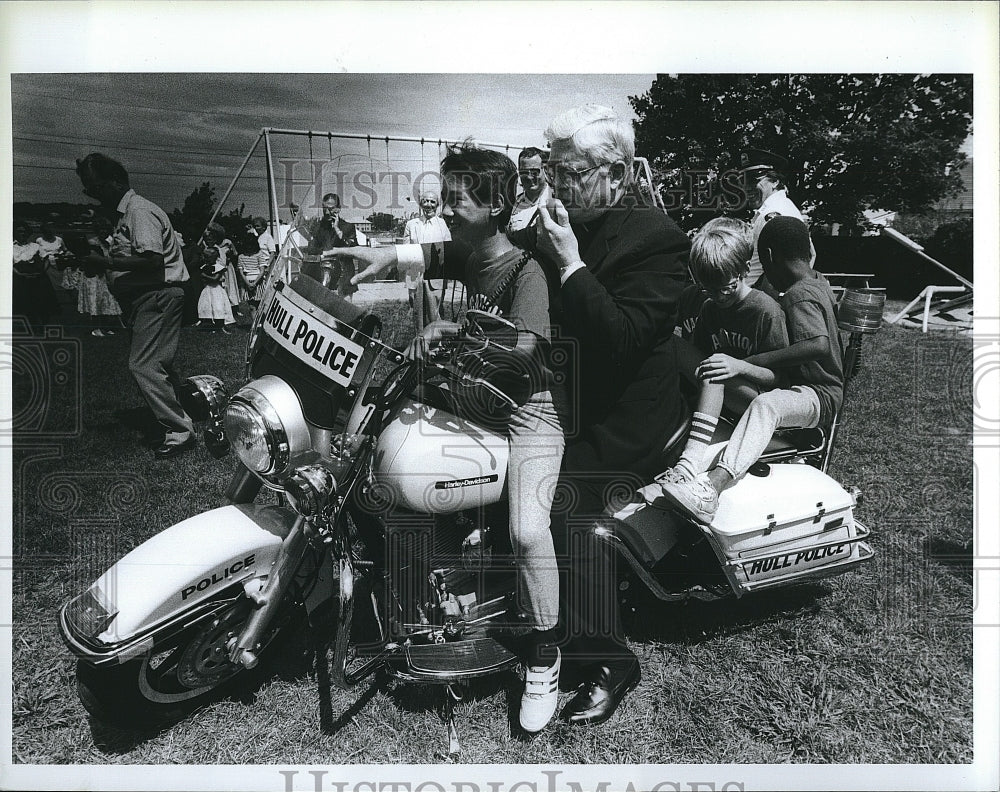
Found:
[704,463,871,593]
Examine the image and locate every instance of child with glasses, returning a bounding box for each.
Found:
[655,217,789,487]
[659,216,844,524]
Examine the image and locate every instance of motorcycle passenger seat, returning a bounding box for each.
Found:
[760,427,827,462]
[706,415,828,466]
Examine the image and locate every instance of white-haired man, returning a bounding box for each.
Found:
[533,104,690,725]
[328,106,691,726]
[403,190,452,310]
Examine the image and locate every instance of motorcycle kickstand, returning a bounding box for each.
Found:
[435,683,464,761]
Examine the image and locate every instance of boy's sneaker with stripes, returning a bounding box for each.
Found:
[519,645,560,733]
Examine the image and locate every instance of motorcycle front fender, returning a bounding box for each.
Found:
[62,503,298,654]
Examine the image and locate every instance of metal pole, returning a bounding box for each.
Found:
[201,131,263,242]
[264,128,280,234]
[881,227,973,290]
[264,126,536,155]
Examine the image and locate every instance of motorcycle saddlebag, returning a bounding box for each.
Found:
[700,463,872,595]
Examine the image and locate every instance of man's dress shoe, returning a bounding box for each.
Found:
[561,655,641,725]
[153,436,197,459]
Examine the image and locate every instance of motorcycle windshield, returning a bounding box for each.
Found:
[247,209,389,425]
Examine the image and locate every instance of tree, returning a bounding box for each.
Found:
[367,212,397,232]
[219,203,250,244]
[630,74,973,229]
[168,182,216,244]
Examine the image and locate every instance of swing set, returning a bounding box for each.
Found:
[204,126,666,238]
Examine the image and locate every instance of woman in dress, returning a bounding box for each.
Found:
[196,223,235,333]
[13,222,59,334]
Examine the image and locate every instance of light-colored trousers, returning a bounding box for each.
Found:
[507,387,566,630]
[718,385,820,482]
[128,287,194,442]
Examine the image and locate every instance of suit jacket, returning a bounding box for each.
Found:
[425,201,689,484]
[304,216,358,254]
[550,195,690,483]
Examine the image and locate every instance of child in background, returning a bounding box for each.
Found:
[197,223,235,333]
[659,216,844,523]
[656,217,788,487]
[235,231,268,322]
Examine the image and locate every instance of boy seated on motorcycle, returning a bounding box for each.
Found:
[658,216,844,524]
[400,144,567,734]
[654,217,790,488]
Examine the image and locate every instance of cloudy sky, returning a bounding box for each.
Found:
[11,72,659,219]
[2,2,996,231]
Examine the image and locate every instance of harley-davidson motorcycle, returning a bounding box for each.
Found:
[58,222,882,749]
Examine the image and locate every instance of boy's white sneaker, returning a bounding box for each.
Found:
[659,472,720,525]
[520,646,560,733]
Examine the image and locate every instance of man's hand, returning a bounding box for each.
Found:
[321,246,395,284]
[696,353,748,383]
[404,319,461,361]
[535,198,582,272]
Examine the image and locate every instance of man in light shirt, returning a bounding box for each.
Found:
[402,190,451,307]
[75,152,195,459]
[513,146,550,214]
[741,149,816,288]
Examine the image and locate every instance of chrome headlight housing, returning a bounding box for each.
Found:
[180,374,229,422]
[224,375,312,480]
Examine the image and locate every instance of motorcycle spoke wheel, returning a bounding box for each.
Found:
[75,596,302,728]
[137,602,248,704]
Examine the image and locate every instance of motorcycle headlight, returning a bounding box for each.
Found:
[224,375,312,478]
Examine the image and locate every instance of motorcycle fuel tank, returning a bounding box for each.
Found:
[374,398,509,514]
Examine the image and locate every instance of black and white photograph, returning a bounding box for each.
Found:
[3,2,998,791]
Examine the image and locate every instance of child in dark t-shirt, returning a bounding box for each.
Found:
[662,217,788,483]
[404,144,564,735]
[659,216,844,524]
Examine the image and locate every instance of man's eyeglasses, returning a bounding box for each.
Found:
[518,168,542,179]
[542,162,605,182]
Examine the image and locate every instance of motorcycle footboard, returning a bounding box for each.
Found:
[390,638,518,684]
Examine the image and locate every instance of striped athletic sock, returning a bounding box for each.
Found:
[677,410,720,475]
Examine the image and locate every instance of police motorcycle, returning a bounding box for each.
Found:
[58,211,880,747]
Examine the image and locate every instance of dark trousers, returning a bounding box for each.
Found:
[552,459,645,668]
[126,287,194,439]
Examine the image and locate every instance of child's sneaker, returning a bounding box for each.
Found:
[658,472,720,525]
[654,464,694,487]
[520,645,560,733]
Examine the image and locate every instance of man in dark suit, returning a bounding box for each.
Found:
[305,192,359,296]
[535,104,690,725]
[331,112,690,724]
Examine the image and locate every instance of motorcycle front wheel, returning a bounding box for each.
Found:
[75,595,304,729]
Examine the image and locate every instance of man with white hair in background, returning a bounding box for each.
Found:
[534,104,690,725]
[403,189,452,312]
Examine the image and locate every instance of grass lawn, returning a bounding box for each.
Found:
[9,301,974,766]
